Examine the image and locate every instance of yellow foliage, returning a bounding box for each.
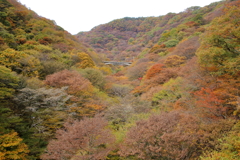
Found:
[71,51,95,69]
[99,66,112,75]
[0,48,26,69]
[85,104,105,111]
[0,132,29,160]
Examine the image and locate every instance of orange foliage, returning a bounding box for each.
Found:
[194,87,226,118]
[145,63,164,79]
[185,21,198,27]
[133,67,178,96]
[167,46,176,52]
[148,44,166,53]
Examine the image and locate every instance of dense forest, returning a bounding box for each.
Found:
[0,0,240,159]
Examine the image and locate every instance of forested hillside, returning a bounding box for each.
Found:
[0,0,240,159]
[76,1,224,61]
[0,0,109,159]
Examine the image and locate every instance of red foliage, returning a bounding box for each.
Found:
[194,87,226,118]
[119,110,235,159]
[38,37,52,45]
[44,69,93,97]
[41,116,115,160]
[120,111,196,159]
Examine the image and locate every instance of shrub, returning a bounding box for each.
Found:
[164,39,179,48]
[80,68,106,90]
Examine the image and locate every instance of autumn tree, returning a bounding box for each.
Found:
[41,116,115,160]
[72,52,95,69]
[120,111,202,159]
[0,49,43,77]
[12,86,72,156]
[105,95,151,130]
[194,87,227,118]
[152,77,184,109]
[135,67,178,96]
[144,68,177,87]
[145,63,164,79]
[196,1,240,75]
[0,132,29,160]
[39,60,68,78]
[80,68,106,90]
[200,121,240,160]
[164,55,186,67]
[45,69,94,98]
[119,111,235,160]
[171,36,200,59]
[108,84,133,98]
[126,62,149,80]
[44,70,108,117]
[0,48,26,73]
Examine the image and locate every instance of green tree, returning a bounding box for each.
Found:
[164,39,179,48]
[152,77,184,108]
[0,65,19,99]
[80,68,106,90]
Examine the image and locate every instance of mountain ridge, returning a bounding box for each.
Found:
[76,1,223,61]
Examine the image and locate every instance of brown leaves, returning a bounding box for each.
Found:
[41,116,115,160]
[45,69,93,97]
[119,111,201,159]
[119,111,235,160]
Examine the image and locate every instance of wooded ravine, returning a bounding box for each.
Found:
[0,0,240,159]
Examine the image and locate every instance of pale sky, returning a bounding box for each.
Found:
[18,0,221,35]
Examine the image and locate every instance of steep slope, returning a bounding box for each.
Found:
[76,1,223,61]
[0,0,101,78]
[0,0,104,158]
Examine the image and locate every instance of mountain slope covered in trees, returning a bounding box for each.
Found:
[0,0,240,159]
[76,1,224,61]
